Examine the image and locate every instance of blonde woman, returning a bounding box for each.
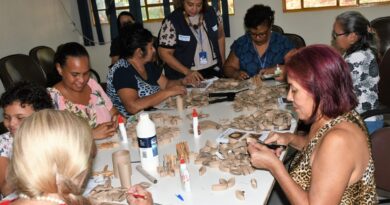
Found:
[0,110,153,205]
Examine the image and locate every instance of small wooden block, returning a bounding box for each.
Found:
[235,190,245,200]
[211,183,228,191]
[199,166,206,176]
[251,178,257,189]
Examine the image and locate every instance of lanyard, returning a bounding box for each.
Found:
[193,27,204,51]
[252,42,267,70]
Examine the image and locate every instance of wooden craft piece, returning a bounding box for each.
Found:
[92,165,114,177]
[189,120,221,134]
[211,183,228,191]
[235,190,245,201]
[158,154,178,177]
[227,177,235,188]
[88,177,127,204]
[251,178,257,189]
[207,78,250,92]
[219,178,228,185]
[176,141,190,162]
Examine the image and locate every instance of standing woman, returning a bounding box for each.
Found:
[158,0,225,82]
[48,42,120,140]
[333,11,382,133]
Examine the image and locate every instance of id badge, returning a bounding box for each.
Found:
[199,51,208,65]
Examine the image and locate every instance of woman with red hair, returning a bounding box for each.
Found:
[248,45,377,204]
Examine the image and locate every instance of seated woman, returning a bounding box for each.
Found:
[248,45,377,204]
[223,4,295,80]
[106,23,189,119]
[110,11,136,66]
[332,11,382,134]
[0,82,53,197]
[0,110,153,205]
[48,42,120,140]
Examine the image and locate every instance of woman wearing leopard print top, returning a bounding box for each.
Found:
[248,45,377,204]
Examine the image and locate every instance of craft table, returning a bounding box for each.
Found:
[92,81,297,205]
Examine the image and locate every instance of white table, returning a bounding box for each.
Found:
[92,84,296,205]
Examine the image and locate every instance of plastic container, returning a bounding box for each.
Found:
[179,158,191,192]
[118,116,128,143]
[136,113,159,172]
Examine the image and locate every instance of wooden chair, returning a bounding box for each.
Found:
[284,33,306,48]
[0,54,46,90]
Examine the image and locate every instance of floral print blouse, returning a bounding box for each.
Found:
[0,132,12,158]
[48,79,113,128]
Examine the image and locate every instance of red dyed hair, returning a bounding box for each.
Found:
[285,45,357,122]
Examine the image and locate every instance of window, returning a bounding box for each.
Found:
[93,0,234,23]
[284,0,390,11]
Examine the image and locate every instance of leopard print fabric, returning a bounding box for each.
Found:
[289,110,377,204]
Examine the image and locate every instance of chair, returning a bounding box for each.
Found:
[272,25,284,34]
[29,46,61,87]
[378,48,390,108]
[371,16,390,61]
[0,54,46,90]
[284,33,306,48]
[361,108,390,203]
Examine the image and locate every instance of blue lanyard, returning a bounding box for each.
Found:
[253,42,267,70]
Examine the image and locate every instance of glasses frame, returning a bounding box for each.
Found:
[332,31,349,39]
[247,27,271,38]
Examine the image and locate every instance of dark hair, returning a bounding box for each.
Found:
[54,42,89,68]
[335,11,376,56]
[175,0,209,13]
[285,45,357,123]
[0,82,53,110]
[120,23,154,59]
[117,11,135,31]
[244,4,274,29]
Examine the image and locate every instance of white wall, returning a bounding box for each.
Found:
[1,0,390,84]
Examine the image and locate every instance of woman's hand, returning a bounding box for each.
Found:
[233,70,249,80]
[92,121,116,140]
[127,184,153,205]
[259,67,276,76]
[186,70,204,83]
[264,132,292,157]
[247,142,280,172]
[166,85,187,97]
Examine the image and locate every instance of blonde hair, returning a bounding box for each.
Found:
[9,109,93,205]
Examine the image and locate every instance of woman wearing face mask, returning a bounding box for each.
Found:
[106,23,190,119]
[332,11,381,134]
[158,0,225,82]
[0,82,53,197]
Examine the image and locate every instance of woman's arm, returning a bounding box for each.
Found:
[118,86,185,115]
[217,23,225,65]
[0,157,8,194]
[223,51,249,80]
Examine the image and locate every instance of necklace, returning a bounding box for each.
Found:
[184,12,203,30]
[19,193,66,204]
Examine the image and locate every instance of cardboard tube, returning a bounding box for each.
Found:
[118,162,132,188]
[112,150,131,178]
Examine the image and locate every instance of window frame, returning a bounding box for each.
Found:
[283,0,390,12]
[91,0,234,24]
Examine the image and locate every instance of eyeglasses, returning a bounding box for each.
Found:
[248,29,270,38]
[332,31,349,39]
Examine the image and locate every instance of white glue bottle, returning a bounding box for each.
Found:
[118,116,128,143]
[179,158,191,192]
[136,113,159,173]
[192,108,200,138]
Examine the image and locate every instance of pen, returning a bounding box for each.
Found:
[176,194,184,201]
[257,140,287,150]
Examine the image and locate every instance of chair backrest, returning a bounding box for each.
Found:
[371,127,390,192]
[90,68,101,84]
[371,16,390,61]
[0,54,46,90]
[29,46,61,87]
[378,48,390,108]
[284,33,306,48]
[272,25,284,34]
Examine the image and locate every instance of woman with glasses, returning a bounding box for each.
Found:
[332,11,381,134]
[223,4,295,80]
[158,0,225,82]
